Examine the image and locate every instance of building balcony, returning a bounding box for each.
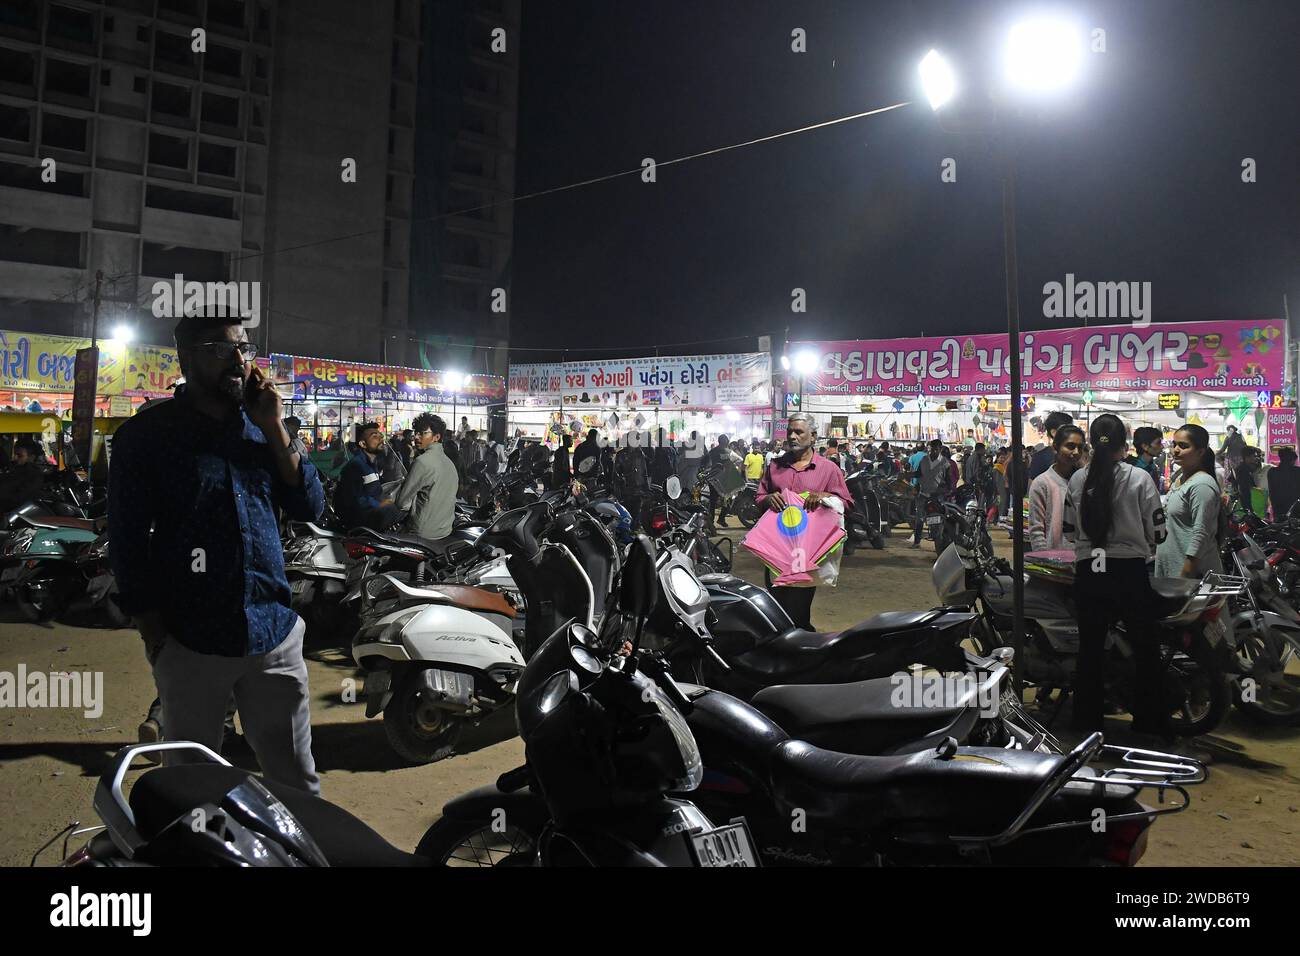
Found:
[0,185,91,232]
[0,260,86,301]
[441,261,495,282]
[448,171,508,194]
[141,205,242,250]
[102,41,151,68]
[444,214,506,239]
[463,88,512,112]
[457,127,512,153]
[468,49,516,72]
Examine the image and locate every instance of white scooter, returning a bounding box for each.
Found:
[352,572,527,763]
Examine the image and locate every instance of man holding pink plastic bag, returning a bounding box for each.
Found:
[750,413,852,629]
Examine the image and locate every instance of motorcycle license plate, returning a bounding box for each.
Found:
[687,822,759,868]
[926,515,943,527]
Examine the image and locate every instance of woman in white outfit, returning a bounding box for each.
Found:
[1028,425,1084,551]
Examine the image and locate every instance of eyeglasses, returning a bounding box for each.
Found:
[190,341,258,362]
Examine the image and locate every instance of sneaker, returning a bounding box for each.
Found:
[908,540,921,549]
[137,718,162,765]
[717,519,730,528]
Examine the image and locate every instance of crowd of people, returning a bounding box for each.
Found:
[7,305,1295,788]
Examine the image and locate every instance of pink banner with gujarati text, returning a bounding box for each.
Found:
[792,320,1286,398]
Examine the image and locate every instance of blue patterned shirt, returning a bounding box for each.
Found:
[108,387,325,657]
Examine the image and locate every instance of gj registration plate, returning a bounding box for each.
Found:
[926,514,943,527]
[687,822,759,867]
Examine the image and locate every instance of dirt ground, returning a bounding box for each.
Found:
[2,528,1297,867]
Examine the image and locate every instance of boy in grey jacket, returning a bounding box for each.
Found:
[397,413,458,543]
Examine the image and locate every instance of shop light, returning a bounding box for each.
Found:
[793,350,820,376]
[444,372,465,390]
[109,324,134,344]
[780,355,791,371]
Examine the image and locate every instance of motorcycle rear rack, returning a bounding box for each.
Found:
[1095,743,1206,784]
[948,732,1193,849]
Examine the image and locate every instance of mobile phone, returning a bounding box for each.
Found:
[242,366,263,408]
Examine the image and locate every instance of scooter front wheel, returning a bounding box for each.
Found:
[733,490,763,529]
[383,669,465,764]
[415,814,540,867]
[15,569,75,623]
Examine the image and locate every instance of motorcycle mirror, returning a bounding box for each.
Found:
[666,476,682,500]
[620,535,659,621]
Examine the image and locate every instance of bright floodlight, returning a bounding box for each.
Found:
[780,355,791,371]
[1003,17,1083,93]
[444,371,464,390]
[793,350,819,376]
[919,49,957,110]
[110,324,134,344]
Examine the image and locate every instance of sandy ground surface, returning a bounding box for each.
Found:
[2,527,1297,867]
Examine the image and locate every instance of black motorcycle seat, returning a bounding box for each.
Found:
[768,739,1059,832]
[750,676,979,755]
[738,610,945,679]
[129,765,431,867]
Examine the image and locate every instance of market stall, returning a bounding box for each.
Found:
[788,319,1293,463]
[507,351,773,447]
[271,353,506,454]
[0,329,182,418]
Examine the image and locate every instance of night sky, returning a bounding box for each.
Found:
[508,0,1300,361]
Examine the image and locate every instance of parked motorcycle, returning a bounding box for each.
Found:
[842,468,887,554]
[731,479,764,529]
[425,533,1202,867]
[0,514,122,624]
[408,536,762,867]
[642,474,732,573]
[1223,533,1300,725]
[933,510,1245,737]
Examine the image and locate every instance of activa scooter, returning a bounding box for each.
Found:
[351,571,526,764]
[349,500,616,763]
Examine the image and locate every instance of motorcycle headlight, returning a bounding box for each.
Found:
[667,565,704,606]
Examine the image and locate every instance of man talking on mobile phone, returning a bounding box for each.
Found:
[108,315,325,793]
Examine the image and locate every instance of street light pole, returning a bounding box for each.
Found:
[1001,138,1027,697]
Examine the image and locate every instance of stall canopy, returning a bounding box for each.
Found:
[272,353,505,405]
[509,352,772,410]
[791,320,1286,398]
[788,320,1293,454]
[0,328,182,403]
[507,351,773,444]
